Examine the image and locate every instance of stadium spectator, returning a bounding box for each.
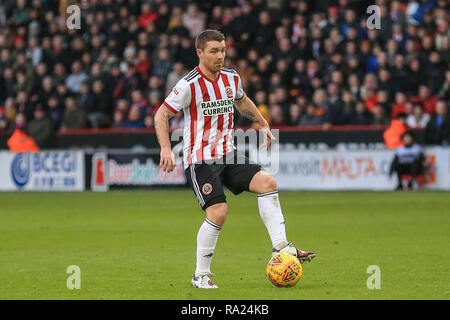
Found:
[438,70,450,100]
[86,80,111,128]
[7,112,40,152]
[139,3,158,30]
[350,101,372,125]
[407,103,431,128]
[3,97,17,125]
[372,103,390,125]
[384,113,409,149]
[389,132,425,190]
[124,105,145,129]
[144,112,155,129]
[46,94,63,130]
[270,104,285,126]
[152,47,173,80]
[66,61,88,94]
[165,62,187,94]
[0,0,446,141]
[112,109,126,129]
[410,85,439,115]
[405,58,423,95]
[182,3,206,38]
[391,92,408,119]
[299,104,323,126]
[61,96,88,130]
[0,110,7,130]
[425,100,450,145]
[288,104,302,126]
[27,104,54,149]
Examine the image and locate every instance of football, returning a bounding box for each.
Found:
[266,253,303,287]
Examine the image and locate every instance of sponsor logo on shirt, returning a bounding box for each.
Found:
[200,98,234,116]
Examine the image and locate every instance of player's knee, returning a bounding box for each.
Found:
[206,202,228,226]
[262,175,278,193]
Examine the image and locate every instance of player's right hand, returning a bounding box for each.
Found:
[160,148,176,173]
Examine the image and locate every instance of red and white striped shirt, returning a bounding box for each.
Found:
[163,66,245,168]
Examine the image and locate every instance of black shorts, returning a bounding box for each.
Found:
[185,151,262,210]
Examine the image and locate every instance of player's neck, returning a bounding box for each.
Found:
[198,64,220,82]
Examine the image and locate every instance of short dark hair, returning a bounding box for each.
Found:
[397,112,407,119]
[412,102,424,109]
[195,30,225,50]
[402,131,414,141]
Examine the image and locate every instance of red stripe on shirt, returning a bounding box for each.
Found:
[163,101,178,114]
[198,77,211,162]
[188,82,197,166]
[221,73,233,154]
[210,79,223,158]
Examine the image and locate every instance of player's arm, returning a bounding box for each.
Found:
[155,105,176,172]
[235,94,275,149]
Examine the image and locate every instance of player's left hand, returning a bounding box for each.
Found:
[260,126,276,150]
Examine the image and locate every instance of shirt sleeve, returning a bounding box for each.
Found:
[163,79,191,113]
[235,74,245,100]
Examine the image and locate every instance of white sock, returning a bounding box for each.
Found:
[195,218,222,276]
[258,191,288,249]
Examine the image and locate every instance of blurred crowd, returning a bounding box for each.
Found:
[0,0,449,149]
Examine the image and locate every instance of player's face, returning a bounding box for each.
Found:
[403,134,413,146]
[197,40,226,73]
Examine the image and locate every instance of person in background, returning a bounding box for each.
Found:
[7,112,40,152]
[112,109,126,128]
[27,104,55,148]
[391,92,408,119]
[66,60,88,94]
[253,91,270,127]
[0,0,447,136]
[0,112,8,130]
[299,104,323,126]
[410,85,438,115]
[60,96,88,130]
[46,95,64,130]
[389,132,425,190]
[165,62,187,95]
[288,103,302,126]
[144,113,155,129]
[425,100,450,145]
[124,105,145,129]
[406,103,430,128]
[86,79,111,128]
[372,103,390,125]
[383,112,408,149]
[269,104,285,126]
[350,101,372,125]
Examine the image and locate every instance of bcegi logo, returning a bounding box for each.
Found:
[11,153,31,188]
[10,152,78,189]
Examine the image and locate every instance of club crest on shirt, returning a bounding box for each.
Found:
[225,86,233,98]
[202,183,213,195]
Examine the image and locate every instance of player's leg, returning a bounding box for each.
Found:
[396,164,411,190]
[248,171,286,248]
[393,162,404,190]
[194,203,227,278]
[410,159,423,188]
[185,163,227,288]
[249,171,315,263]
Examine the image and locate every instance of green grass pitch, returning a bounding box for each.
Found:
[0,190,449,300]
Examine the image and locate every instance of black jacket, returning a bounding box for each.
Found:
[425,114,450,145]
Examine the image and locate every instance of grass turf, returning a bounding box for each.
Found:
[0,190,449,300]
